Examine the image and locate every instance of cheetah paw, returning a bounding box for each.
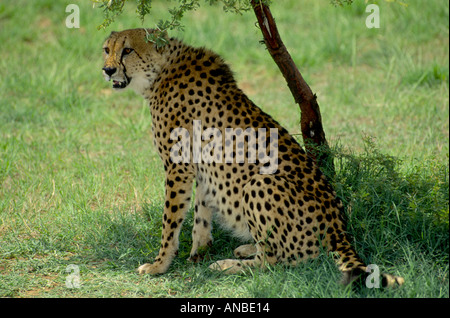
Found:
[208,260,245,274]
[234,244,257,259]
[137,263,166,275]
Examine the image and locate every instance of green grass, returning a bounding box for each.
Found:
[0,0,448,298]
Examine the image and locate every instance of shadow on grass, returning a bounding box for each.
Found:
[68,137,448,297]
[68,203,164,271]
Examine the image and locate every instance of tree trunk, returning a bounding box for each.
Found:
[251,0,334,172]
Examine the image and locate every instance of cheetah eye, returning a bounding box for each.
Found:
[122,48,134,55]
[103,47,110,54]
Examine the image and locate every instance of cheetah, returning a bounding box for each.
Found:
[101,28,404,287]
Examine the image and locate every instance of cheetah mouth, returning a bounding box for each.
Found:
[108,73,132,90]
[112,79,128,89]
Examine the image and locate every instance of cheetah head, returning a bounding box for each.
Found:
[102,28,166,94]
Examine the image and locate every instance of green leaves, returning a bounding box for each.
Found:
[210,0,253,14]
[136,0,152,23]
[149,1,200,48]
[94,0,152,29]
[330,0,353,6]
[94,0,126,30]
[94,0,255,46]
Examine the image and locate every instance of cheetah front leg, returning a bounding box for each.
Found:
[138,172,193,275]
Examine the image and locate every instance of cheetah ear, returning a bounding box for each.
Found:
[160,29,168,39]
[145,28,169,53]
[144,28,167,38]
[156,30,169,53]
[104,31,117,42]
[104,31,117,41]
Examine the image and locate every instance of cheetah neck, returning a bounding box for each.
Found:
[142,38,236,100]
[140,38,187,100]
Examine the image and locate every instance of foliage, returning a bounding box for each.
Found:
[93,0,257,46]
[330,0,354,6]
[330,137,449,262]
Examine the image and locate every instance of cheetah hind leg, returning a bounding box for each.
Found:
[234,244,257,259]
[209,257,260,274]
[209,244,264,274]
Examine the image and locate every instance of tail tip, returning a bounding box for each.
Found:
[341,268,405,288]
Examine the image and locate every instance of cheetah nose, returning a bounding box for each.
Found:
[102,67,116,77]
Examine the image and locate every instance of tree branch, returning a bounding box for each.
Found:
[251,0,333,171]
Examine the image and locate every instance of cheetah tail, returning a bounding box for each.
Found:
[334,239,404,288]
